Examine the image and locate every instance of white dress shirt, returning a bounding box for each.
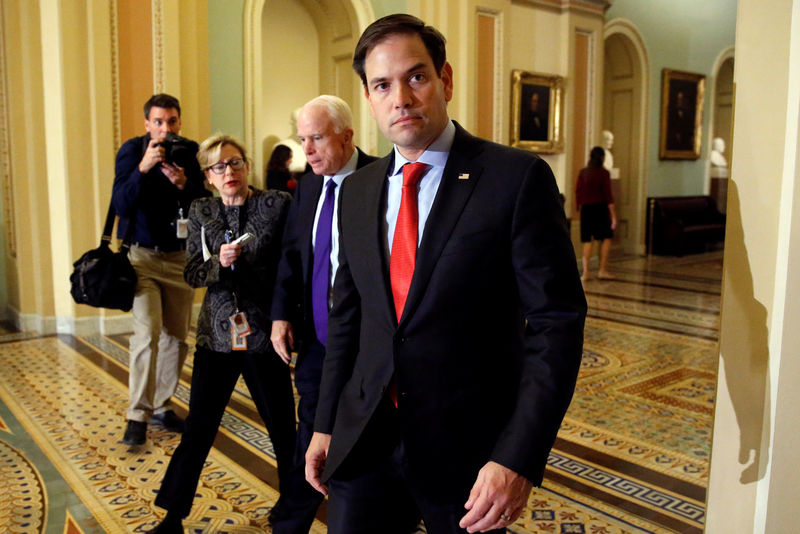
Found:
[386,120,456,252]
[311,148,359,284]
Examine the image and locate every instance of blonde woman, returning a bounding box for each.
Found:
[150,134,297,533]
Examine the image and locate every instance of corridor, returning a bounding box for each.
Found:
[0,252,722,533]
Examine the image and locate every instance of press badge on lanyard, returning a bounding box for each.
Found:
[222,200,251,350]
[229,292,251,350]
[176,208,189,239]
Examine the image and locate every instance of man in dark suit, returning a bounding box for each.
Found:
[304,14,586,534]
[270,94,377,534]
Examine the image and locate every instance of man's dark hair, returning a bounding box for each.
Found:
[353,14,447,89]
[143,93,181,119]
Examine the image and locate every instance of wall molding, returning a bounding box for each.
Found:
[152,0,165,93]
[109,0,121,151]
[513,0,610,16]
[604,17,650,255]
[578,26,597,166]
[705,46,735,194]
[0,0,17,258]
[477,8,505,143]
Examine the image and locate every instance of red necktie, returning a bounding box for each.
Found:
[390,162,428,322]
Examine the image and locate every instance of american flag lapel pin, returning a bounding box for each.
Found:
[458,173,470,180]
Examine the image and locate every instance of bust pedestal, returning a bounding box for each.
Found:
[710,166,729,214]
[610,170,622,242]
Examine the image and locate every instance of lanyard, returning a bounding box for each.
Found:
[218,197,249,237]
[218,197,250,311]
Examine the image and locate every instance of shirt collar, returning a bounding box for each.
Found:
[324,148,359,186]
[390,120,455,176]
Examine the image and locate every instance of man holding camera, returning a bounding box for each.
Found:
[112,93,210,446]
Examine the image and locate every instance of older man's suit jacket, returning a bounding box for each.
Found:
[271,148,378,338]
[314,123,587,498]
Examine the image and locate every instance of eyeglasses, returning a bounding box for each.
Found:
[207,158,246,175]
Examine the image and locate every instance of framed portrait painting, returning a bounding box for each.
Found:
[659,69,705,159]
[510,70,564,154]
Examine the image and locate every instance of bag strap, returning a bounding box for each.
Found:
[100,201,116,245]
[101,197,135,251]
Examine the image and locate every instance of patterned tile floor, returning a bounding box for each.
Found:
[0,251,722,533]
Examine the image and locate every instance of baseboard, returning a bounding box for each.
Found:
[100,314,134,335]
[7,303,202,336]
[8,305,59,335]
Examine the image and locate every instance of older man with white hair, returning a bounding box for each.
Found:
[270,95,377,533]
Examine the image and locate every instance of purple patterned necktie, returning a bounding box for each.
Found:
[312,179,337,345]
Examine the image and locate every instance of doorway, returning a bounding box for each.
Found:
[709,51,734,214]
[602,21,648,255]
[243,0,375,185]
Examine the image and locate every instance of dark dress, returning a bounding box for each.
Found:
[576,166,614,242]
[154,188,298,519]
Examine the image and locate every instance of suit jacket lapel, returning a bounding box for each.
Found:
[351,154,397,327]
[399,125,484,325]
[300,174,323,283]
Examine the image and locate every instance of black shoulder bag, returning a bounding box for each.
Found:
[69,200,138,312]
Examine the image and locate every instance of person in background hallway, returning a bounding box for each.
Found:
[576,146,617,281]
[304,14,586,534]
[149,134,298,533]
[112,93,210,446]
[267,144,298,193]
[270,95,377,534]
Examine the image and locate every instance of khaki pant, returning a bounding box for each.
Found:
[127,245,194,422]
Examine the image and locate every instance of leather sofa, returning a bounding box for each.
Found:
[646,196,726,256]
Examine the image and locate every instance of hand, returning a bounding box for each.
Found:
[139,138,166,174]
[611,217,618,230]
[161,162,187,190]
[219,243,242,268]
[459,461,533,533]
[305,432,332,496]
[270,320,294,364]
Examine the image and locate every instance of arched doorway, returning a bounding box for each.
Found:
[603,20,648,255]
[243,0,375,185]
[708,48,734,214]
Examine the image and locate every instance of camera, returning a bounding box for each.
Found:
[158,133,194,168]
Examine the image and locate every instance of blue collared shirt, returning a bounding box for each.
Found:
[312,148,359,283]
[386,120,456,252]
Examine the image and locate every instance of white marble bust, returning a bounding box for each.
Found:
[275,107,308,173]
[602,130,619,178]
[602,130,615,170]
[710,137,728,168]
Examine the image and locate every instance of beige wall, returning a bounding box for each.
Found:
[410,1,605,198]
[0,0,208,334]
[3,0,54,330]
[259,0,320,173]
[117,0,153,143]
[706,0,800,532]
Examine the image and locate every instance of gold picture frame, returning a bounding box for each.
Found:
[510,70,564,154]
[659,68,705,159]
